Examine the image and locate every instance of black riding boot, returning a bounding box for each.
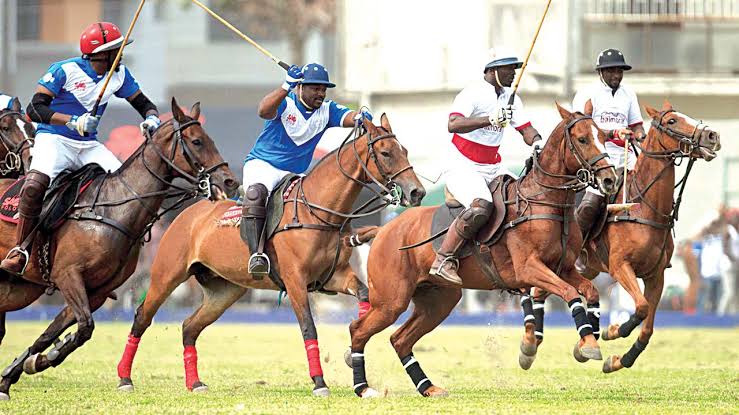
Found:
[0,170,50,276]
[574,192,606,272]
[430,198,493,286]
[241,184,269,277]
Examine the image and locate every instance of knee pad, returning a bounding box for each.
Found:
[455,199,493,239]
[243,183,268,218]
[19,170,50,216]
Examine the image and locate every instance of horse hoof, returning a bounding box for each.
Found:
[191,381,208,393]
[423,385,449,398]
[601,324,618,341]
[573,343,589,363]
[602,355,621,374]
[360,387,380,398]
[344,348,352,368]
[312,387,330,397]
[519,352,536,370]
[117,378,134,392]
[580,345,603,361]
[0,392,8,401]
[22,353,40,374]
[519,340,537,357]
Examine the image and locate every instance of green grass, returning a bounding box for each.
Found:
[0,322,736,414]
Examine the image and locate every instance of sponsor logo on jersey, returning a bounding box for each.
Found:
[599,111,626,125]
[74,81,87,91]
[286,114,297,125]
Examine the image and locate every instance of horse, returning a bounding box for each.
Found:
[114,114,425,396]
[0,98,239,400]
[0,99,34,178]
[521,101,721,373]
[347,104,619,398]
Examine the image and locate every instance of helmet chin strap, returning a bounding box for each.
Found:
[297,85,317,111]
[494,68,504,89]
[599,69,618,94]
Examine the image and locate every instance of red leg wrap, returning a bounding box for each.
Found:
[183,345,200,390]
[117,334,141,379]
[304,339,323,378]
[358,301,371,319]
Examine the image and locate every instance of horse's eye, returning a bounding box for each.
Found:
[578,136,587,144]
[192,139,202,146]
[667,118,677,125]
[380,150,391,158]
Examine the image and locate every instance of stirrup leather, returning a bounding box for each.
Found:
[248,252,271,274]
[431,256,459,276]
[3,246,30,275]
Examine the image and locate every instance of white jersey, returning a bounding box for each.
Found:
[449,79,530,165]
[572,81,643,148]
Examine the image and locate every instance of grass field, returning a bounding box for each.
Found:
[0,322,736,414]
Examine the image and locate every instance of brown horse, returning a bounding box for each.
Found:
[347,104,618,398]
[0,98,238,400]
[524,101,721,373]
[115,114,425,396]
[0,101,34,178]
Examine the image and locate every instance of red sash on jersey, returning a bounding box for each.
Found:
[452,134,501,164]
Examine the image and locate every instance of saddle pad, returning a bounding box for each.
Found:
[0,177,24,223]
[218,175,301,231]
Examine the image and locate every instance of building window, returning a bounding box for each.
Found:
[17,0,42,41]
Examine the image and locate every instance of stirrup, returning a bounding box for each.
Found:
[2,246,30,275]
[431,256,459,276]
[248,252,271,274]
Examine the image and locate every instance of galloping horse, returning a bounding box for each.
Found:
[523,101,721,373]
[348,104,618,398]
[115,114,425,396]
[0,100,34,178]
[0,98,238,399]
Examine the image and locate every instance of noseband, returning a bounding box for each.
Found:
[0,111,34,175]
[644,109,710,158]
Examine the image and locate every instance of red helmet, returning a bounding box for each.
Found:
[79,22,133,56]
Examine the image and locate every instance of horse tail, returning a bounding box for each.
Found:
[343,226,379,247]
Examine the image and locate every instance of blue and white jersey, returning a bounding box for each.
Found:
[246,92,351,173]
[36,57,139,141]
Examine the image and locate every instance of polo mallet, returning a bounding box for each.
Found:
[90,0,146,117]
[507,0,553,106]
[190,0,291,71]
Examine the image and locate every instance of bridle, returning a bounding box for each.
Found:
[0,110,34,175]
[637,109,709,159]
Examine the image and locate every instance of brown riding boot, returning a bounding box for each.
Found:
[430,198,493,286]
[0,171,50,276]
[574,192,606,272]
[241,183,270,277]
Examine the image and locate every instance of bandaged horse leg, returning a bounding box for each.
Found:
[0,170,49,276]
[518,292,538,370]
[180,276,247,391]
[430,198,493,286]
[241,183,269,277]
[602,262,649,341]
[558,269,601,342]
[389,285,461,397]
[604,273,663,373]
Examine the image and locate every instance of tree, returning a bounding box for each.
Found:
[209,0,336,65]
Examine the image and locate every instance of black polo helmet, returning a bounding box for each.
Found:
[595,48,632,71]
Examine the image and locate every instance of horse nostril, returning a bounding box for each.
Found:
[224,179,237,190]
[603,177,614,188]
[409,188,425,205]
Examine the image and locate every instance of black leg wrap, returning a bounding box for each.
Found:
[351,350,368,396]
[587,302,601,340]
[47,332,75,366]
[568,299,593,338]
[617,314,644,338]
[620,339,648,368]
[533,300,545,340]
[521,295,535,325]
[358,283,369,303]
[1,348,30,377]
[400,354,432,395]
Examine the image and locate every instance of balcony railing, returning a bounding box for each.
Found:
[584,0,739,22]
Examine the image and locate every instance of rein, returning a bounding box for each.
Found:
[0,111,34,175]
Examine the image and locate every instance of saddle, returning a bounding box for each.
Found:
[429,175,515,289]
[0,164,105,232]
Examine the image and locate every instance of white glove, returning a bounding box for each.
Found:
[489,105,513,129]
[140,114,161,135]
[66,113,100,135]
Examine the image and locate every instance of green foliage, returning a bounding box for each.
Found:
[0,323,735,414]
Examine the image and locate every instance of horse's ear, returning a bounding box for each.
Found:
[190,102,201,120]
[171,97,186,123]
[380,113,392,132]
[555,102,571,120]
[10,98,21,112]
[584,99,594,117]
[645,105,659,119]
[661,99,673,111]
[363,116,378,135]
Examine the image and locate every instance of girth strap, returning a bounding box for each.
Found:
[607,215,672,229]
[67,211,137,239]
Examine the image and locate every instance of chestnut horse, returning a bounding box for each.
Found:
[0,101,34,178]
[348,104,618,398]
[115,114,425,396]
[0,98,239,400]
[523,101,721,373]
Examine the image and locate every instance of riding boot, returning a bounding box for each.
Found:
[241,183,269,278]
[0,170,50,276]
[430,198,493,286]
[574,192,606,272]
